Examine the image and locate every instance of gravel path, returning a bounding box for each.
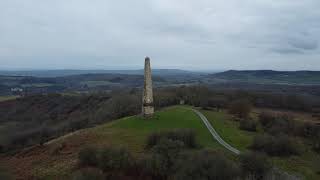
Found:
[192,109,241,155]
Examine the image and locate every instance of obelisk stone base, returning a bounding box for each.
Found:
[142,105,154,117]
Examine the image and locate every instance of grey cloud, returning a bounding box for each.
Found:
[0,0,320,70]
[288,38,318,50]
[271,48,304,55]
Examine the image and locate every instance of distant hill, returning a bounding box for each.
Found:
[0,73,159,95]
[0,69,202,77]
[209,70,320,85]
[0,69,203,95]
[0,71,205,96]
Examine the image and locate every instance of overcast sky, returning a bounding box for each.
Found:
[0,0,320,70]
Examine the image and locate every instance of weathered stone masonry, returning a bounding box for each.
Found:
[142,57,154,116]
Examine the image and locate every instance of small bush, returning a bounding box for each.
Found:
[72,168,104,180]
[0,165,13,180]
[78,147,99,167]
[208,97,228,111]
[259,111,276,127]
[264,168,302,180]
[141,139,184,179]
[299,122,320,138]
[146,129,197,149]
[267,115,295,135]
[312,132,320,153]
[98,146,133,172]
[228,99,252,119]
[174,149,240,180]
[240,151,271,180]
[251,134,300,156]
[0,145,3,153]
[259,111,320,142]
[259,112,297,136]
[239,119,258,132]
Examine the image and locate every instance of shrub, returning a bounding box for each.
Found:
[174,149,240,180]
[208,97,228,111]
[251,134,300,156]
[78,147,99,167]
[72,168,104,180]
[259,112,298,136]
[146,129,197,149]
[267,115,295,135]
[228,99,252,119]
[259,111,276,127]
[141,139,184,179]
[239,119,258,132]
[98,146,133,172]
[271,134,299,156]
[312,131,320,153]
[240,151,271,180]
[264,168,302,180]
[259,111,320,141]
[0,165,13,180]
[299,122,320,138]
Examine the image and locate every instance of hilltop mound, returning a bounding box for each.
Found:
[1,106,222,179]
[2,106,320,179]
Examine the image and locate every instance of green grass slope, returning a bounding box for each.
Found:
[88,106,224,153]
[4,106,319,179]
[201,110,255,152]
[3,106,226,179]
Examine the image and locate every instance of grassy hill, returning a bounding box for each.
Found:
[2,106,320,179]
[210,70,320,85]
[1,106,227,179]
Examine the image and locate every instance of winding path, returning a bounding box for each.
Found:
[192,109,241,155]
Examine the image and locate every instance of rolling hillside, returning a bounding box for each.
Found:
[1,106,225,179]
[0,70,202,95]
[2,106,319,179]
[209,70,320,85]
[0,69,202,77]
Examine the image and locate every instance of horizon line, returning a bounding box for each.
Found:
[0,68,319,72]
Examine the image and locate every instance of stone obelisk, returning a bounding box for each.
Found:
[142,57,154,117]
